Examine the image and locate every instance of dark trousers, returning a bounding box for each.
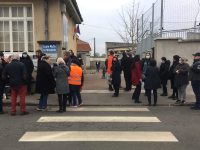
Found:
[133,85,141,101]
[113,84,120,96]
[0,89,4,112]
[27,75,32,94]
[162,84,167,94]
[192,81,200,107]
[147,89,157,104]
[125,77,132,90]
[173,88,178,97]
[58,94,67,110]
[67,92,72,105]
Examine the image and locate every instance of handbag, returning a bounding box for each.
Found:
[141,73,146,80]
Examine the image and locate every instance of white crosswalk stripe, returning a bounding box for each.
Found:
[19,107,178,142]
[19,131,178,142]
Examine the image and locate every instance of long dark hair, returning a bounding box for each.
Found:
[131,55,140,69]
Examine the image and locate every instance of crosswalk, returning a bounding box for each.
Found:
[19,107,178,143]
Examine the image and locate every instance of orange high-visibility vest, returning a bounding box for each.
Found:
[68,65,83,85]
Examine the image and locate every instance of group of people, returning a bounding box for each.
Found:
[0,49,84,116]
[107,51,200,109]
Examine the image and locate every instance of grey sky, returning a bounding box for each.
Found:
[77,0,156,55]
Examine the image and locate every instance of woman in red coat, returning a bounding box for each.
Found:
[131,55,142,103]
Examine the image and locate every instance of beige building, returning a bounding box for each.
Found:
[0,0,83,58]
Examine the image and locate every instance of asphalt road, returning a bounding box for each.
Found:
[0,106,200,150]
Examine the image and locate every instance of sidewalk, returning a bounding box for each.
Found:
[3,70,196,107]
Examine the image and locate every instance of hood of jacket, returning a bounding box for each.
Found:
[21,55,31,60]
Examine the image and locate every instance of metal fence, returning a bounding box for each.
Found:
[137,0,200,55]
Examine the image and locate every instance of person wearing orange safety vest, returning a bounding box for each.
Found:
[108,51,114,91]
[68,59,84,107]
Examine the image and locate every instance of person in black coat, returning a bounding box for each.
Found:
[120,52,132,91]
[145,59,161,106]
[69,49,78,61]
[0,52,7,68]
[159,57,170,96]
[105,59,108,70]
[0,59,7,114]
[35,56,55,111]
[111,57,121,97]
[168,55,180,100]
[20,51,34,95]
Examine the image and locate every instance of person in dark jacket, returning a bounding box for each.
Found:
[120,52,132,91]
[96,61,101,72]
[141,52,152,96]
[105,59,108,70]
[159,57,170,96]
[69,49,78,61]
[174,57,190,105]
[0,52,7,68]
[111,57,121,97]
[54,57,70,113]
[20,51,34,95]
[131,55,142,103]
[63,51,72,68]
[189,53,200,110]
[78,55,84,69]
[36,49,46,66]
[35,56,55,111]
[0,59,7,114]
[168,55,180,100]
[145,59,161,106]
[2,54,29,116]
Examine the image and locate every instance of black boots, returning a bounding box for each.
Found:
[160,93,168,96]
[109,85,114,91]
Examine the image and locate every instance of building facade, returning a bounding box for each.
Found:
[0,0,83,58]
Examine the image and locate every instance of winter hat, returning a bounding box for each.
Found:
[180,57,189,63]
[22,51,27,54]
[63,51,70,56]
[173,55,180,61]
[161,57,167,61]
[71,59,79,65]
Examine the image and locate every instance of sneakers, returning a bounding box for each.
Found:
[78,103,83,107]
[0,110,8,114]
[175,100,181,104]
[168,95,174,99]
[20,112,29,116]
[37,107,44,111]
[180,101,185,106]
[43,106,51,111]
[70,105,77,108]
[190,106,200,110]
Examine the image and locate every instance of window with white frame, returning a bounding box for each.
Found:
[0,6,34,53]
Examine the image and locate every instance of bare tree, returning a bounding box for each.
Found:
[111,0,145,50]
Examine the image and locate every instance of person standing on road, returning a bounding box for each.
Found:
[35,56,55,111]
[20,51,34,96]
[120,52,132,92]
[189,53,200,110]
[145,59,161,106]
[69,49,78,61]
[168,55,180,100]
[96,61,101,72]
[54,57,70,113]
[2,54,29,116]
[69,60,84,107]
[0,58,7,114]
[131,55,142,103]
[36,49,46,66]
[174,57,190,106]
[111,57,121,97]
[159,57,170,96]
[141,52,152,96]
[108,51,114,91]
[63,52,72,68]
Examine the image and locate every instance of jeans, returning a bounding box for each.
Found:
[133,85,141,101]
[192,81,200,107]
[0,89,4,112]
[97,66,100,72]
[11,85,27,114]
[178,85,187,101]
[72,91,82,105]
[113,84,120,96]
[39,94,49,108]
[125,77,132,90]
[147,89,157,104]
[58,94,67,110]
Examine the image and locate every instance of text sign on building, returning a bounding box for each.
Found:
[42,44,57,60]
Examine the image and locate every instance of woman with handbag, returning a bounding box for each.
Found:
[131,55,142,103]
[111,57,121,97]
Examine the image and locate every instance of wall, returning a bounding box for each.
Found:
[154,38,200,94]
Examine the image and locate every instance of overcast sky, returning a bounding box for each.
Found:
[76,0,156,55]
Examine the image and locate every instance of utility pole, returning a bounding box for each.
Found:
[160,0,164,37]
[94,38,96,57]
